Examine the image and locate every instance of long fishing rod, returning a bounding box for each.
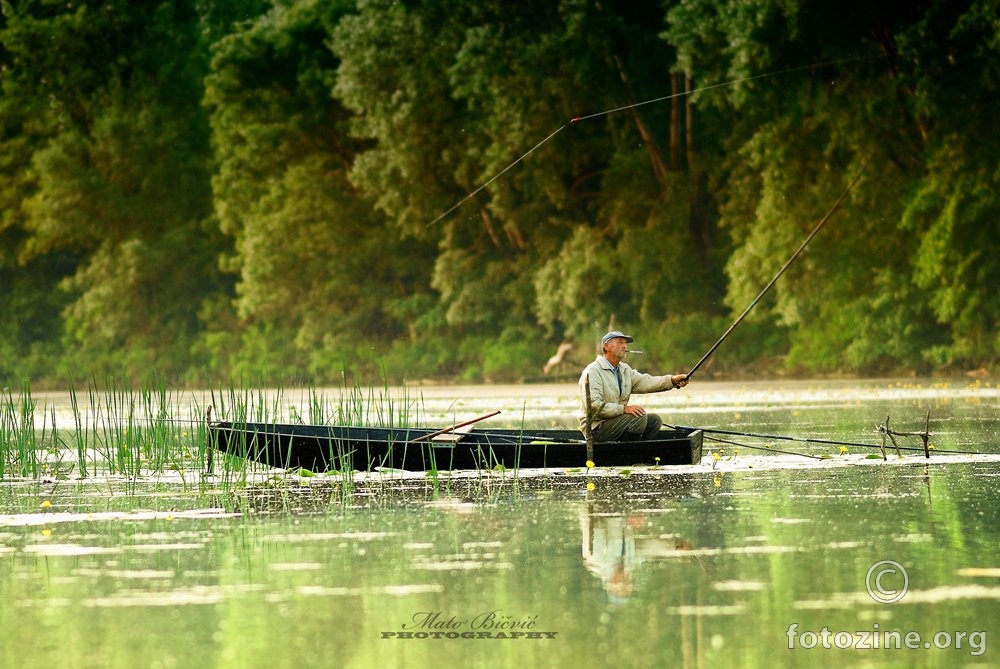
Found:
[677,425,876,449]
[685,149,876,379]
[477,433,585,446]
[671,424,983,455]
[705,434,825,460]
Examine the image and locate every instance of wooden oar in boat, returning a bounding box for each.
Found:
[410,410,502,443]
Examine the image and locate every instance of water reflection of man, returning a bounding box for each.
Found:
[581,511,635,603]
[579,506,692,603]
[579,331,689,442]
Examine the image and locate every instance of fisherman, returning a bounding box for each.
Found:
[579,331,689,442]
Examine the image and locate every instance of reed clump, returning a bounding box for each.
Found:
[0,374,429,497]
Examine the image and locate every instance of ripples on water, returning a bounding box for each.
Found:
[4,379,1000,668]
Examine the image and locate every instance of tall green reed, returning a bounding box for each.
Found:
[2,372,456,504]
[68,382,90,478]
[0,379,39,477]
[208,378,259,489]
[0,374,206,483]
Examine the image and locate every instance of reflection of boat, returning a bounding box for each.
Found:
[208,422,703,472]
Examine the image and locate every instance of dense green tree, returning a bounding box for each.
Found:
[0,1,81,380]
[897,0,1000,369]
[1,0,996,385]
[332,0,726,376]
[0,0,233,380]
[664,0,999,373]
[204,0,437,381]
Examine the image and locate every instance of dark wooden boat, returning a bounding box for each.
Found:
[208,421,703,472]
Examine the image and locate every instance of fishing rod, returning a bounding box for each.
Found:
[685,149,876,379]
[704,434,825,460]
[677,425,877,449]
[671,424,983,456]
[430,55,883,227]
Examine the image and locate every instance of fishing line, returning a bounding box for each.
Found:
[428,123,569,227]
[672,424,983,456]
[569,55,873,123]
[430,54,881,226]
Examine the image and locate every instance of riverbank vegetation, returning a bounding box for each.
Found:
[1,0,997,388]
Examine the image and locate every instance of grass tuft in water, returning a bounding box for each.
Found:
[0,379,39,477]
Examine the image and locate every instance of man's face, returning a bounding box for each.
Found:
[604,337,629,358]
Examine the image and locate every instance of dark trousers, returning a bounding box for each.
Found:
[592,413,663,442]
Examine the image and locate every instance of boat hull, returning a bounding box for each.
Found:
[208,422,703,472]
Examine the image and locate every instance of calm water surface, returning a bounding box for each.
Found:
[3,379,1000,668]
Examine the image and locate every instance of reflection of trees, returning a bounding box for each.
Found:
[214,524,366,668]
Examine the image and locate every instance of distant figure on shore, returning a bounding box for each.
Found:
[543,341,575,375]
[579,331,688,442]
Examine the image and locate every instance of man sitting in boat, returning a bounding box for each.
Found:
[579,331,689,442]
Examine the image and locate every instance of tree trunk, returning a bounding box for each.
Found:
[671,71,682,170]
[685,73,696,162]
[611,53,669,186]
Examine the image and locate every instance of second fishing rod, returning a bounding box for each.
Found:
[682,150,877,380]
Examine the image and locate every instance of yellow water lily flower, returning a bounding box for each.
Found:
[585,460,595,469]
[40,500,51,509]
[839,446,849,455]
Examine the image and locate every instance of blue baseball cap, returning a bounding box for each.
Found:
[601,331,634,345]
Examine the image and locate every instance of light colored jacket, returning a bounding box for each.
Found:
[578,356,676,433]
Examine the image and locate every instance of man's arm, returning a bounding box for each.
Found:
[630,370,688,394]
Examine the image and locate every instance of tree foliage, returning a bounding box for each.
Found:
[1,0,230,379]
[665,0,999,373]
[1,0,997,386]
